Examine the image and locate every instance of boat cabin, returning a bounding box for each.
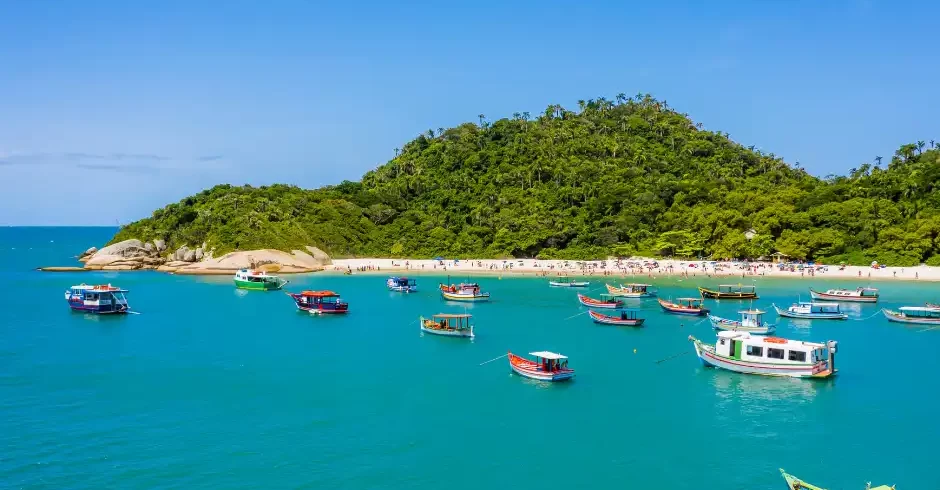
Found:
[529,351,570,372]
[388,277,417,288]
[425,313,473,331]
[66,284,129,314]
[714,331,834,366]
[896,307,940,319]
[623,283,651,293]
[676,297,704,308]
[737,309,766,328]
[792,302,842,315]
[619,309,641,321]
[292,290,349,313]
[235,269,280,284]
[823,287,879,298]
[719,284,756,294]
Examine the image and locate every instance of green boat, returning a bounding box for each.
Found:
[234,268,288,291]
[780,469,895,490]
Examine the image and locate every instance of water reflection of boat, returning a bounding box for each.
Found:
[708,367,823,402]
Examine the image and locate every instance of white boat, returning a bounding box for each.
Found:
[605,283,656,298]
[708,309,775,335]
[387,276,417,293]
[419,313,474,338]
[773,302,847,320]
[549,277,589,288]
[508,351,574,382]
[809,287,878,303]
[689,331,838,378]
[882,307,940,325]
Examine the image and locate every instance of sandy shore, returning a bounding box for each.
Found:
[329,258,939,282]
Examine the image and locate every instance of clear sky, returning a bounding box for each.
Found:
[1,1,937,225]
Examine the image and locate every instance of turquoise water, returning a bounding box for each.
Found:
[2,227,938,489]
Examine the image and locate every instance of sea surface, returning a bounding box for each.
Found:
[1,227,938,489]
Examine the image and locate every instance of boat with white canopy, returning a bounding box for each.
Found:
[773,302,847,320]
[689,331,838,378]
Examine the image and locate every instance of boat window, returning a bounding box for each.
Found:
[767,348,785,360]
[788,350,807,362]
[746,345,762,356]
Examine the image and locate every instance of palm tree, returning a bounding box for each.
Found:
[874,155,883,167]
[917,140,926,154]
[513,112,520,120]
[616,93,626,104]
[438,127,444,137]
[394,148,400,157]
[577,100,586,112]
[521,112,530,121]
[427,129,434,139]
[478,114,486,126]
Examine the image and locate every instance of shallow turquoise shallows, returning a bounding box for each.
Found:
[2,228,939,489]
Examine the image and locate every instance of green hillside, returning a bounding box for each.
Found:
[111,94,940,265]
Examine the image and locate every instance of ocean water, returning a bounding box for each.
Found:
[1,227,938,489]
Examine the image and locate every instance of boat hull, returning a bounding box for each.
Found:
[691,339,833,379]
[779,470,825,490]
[698,287,758,299]
[809,289,877,303]
[773,305,846,320]
[605,284,655,298]
[882,309,940,325]
[234,278,284,291]
[67,304,128,314]
[577,294,622,309]
[550,281,589,288]
[588,310,644,326]
[658,299,708,316]
[388,286,418,293]
[296,305,349,314]
[441,291,490,302]
[508,353,574,382]
[708,315,775,334]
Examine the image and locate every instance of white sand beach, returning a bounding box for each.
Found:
[329,257,940,282]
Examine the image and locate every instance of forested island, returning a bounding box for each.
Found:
[111,94,940,266]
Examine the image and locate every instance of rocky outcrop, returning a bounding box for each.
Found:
[305,246,333,265]
[170,249,326,274]
[195,248,204,261]
[145,242,154,253]
[174,245,191,261]
[183,250,196,262]
[154,239,166,252]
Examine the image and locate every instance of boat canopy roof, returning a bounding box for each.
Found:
[716,330,827,348]
[529,351,567,360]
[300,290,340,297]
[71,284,127,292]
[899,306,939,312]
[738,309,766,315]
[677,297,702,302]
[624,283,651,287]
[432,313,471,319]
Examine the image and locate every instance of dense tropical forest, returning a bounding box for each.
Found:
[111,94,940,265]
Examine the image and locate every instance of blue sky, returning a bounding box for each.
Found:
[1,1,937,225]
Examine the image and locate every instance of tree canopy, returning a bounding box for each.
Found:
[110,94,940,266]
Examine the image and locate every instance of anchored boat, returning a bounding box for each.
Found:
[287,290,349,314]
[65,284,130,314]
[689,331,838,378]
[419,313,474,338]
[588,309,644,327]
[774,302,847,320]
[577,293,623,309]
[809,287,878,303]
[605,283,656,298]
[698,284,758,299]
[549,277,590,288]
[779,468,895,490]
[882,306,940,325]
[387,276,417,293]
[508,351,574,382]
[658,297,709,316]
[709,309,775,334]
[234,269,288,291]
[439,283,490,302]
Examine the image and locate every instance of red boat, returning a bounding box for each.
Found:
[658,297,709,316]
[577,293,623,309]
[287,290,349,314]
[588,309,644,327]
[508,351,575,382]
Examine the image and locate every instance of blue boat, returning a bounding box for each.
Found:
[386,276,418,293]
[65,284,130,314]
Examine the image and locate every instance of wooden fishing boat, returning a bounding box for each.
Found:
[65,284,130,314]
[508,351,574,382]
[773,302,847,320]
[809,287,878,303]
[927,302,940,309]
[605,283,656,298]
[689,331,838,378]
[419,313,474,338]
[439,283,490,302]
[234,269,288,291]
[287,290,349,314]
[588,309,644,326]
[549,277,590,288]
[779,468,895,490]
[698,284,758,299]
[709,309,775,334]
[386,276,417,293]
[658,297,709,316]
[577,293,623,309]
[882,307,940,325]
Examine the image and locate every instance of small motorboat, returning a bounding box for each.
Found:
[577,293,623,309]
[779,468,895,490]
[698,284,758,299]
[605,283,656,298]
[287,290,349,314]
[882,307,940,325]
[809,287,878,303]
[439,283,490,302]
[65,284,130,314]
[508,351,574,382]
[689,332,838,379]
[588,309,644,327]
[419,313,474,338]
[773,302,847,320]
[234,269,288,291]
[709,309,775,335]
[387,276,417,293]
[549,277,590,288]
[658,297,709,316]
